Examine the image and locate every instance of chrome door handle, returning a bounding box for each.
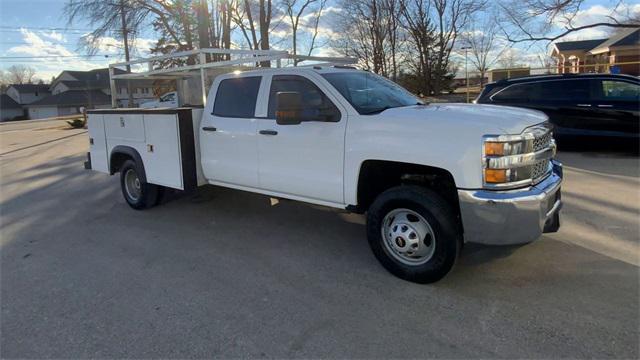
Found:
[576,104,591,107]
[259,130,278,135]
[597,104,613,108]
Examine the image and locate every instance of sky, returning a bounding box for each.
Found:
[0,0,637,82]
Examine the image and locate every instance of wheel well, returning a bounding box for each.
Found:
[355,160,461,225]
[110,152,131,174]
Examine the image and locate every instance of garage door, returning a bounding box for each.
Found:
[28,107,58,120]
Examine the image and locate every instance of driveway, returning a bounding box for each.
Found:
[1,121,638,358]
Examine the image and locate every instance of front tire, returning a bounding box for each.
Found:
[120,160,158,210]
[367,186,461,283]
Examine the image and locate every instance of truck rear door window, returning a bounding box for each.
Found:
[213,76,261,118]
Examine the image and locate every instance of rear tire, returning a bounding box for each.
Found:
[366,185,461,283]
[120,160,158,210]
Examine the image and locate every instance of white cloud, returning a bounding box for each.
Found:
[40,30,65,42]
[3,29,157,80]
[5,29,113,80]
[553,3,640,40]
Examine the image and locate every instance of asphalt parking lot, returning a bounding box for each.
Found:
[1,120,638,358]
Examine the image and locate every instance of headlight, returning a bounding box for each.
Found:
[483,124,555,189]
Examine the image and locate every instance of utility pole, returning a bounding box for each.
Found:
[119,0,134,108]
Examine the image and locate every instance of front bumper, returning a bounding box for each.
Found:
[457,161,563,245]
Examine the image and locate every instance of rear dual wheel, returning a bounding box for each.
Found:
[367,186,461,284]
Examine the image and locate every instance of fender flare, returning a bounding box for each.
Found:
[110,145,147,183]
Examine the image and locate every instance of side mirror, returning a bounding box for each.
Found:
[276,92,303,125]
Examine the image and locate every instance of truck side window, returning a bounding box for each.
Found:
[267,75,340,121]
[213,76,261,118]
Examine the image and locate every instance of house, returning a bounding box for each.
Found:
[488,68,530,83]
[25,68,157,120]
[452,75,488,88]
[0,94,24,121]
[49,68,156,107]
[27,90,112,119]
[551,28,640,75]
[6,84,51,105]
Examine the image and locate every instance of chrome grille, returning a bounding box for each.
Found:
[533,131,552,151]
[532,159,550,181]
[531,126,553,183]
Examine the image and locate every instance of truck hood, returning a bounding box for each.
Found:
[382,103,548,134]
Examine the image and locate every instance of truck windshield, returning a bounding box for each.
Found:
[322,72,423,115]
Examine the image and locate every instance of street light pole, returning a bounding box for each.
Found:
[461,46,471,103]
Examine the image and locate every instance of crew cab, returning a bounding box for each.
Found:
[85,66,563,283]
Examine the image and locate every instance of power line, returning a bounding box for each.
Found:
[0,29,88,34]
[0,54,118,59]
[0,59,113,63]
[0,26,93,31]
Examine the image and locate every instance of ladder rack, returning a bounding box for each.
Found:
[108,48,357,108]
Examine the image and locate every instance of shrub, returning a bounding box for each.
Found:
[67,118,86,129]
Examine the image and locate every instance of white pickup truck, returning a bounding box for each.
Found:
[85,66,562,283]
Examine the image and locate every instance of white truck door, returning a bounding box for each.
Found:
[257,74,346,204]
[199,76,262,188]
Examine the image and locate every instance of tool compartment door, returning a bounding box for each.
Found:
[142,114,183,189]
[87,114,109,173]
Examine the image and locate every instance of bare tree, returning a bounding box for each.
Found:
[400,0,482,94]
[496,49,522,69]
[400,0,435,94]
[384,0,402,80]
[283,0,327,64]
[462,16,508,86]
[430,0,483,93]
[499,0,640,43]
[230,0,275,66]
[210,0,236,59]
[65,0,148,55]
[336,0,401,76]
[6,65,36,84]
[304,0,326,57]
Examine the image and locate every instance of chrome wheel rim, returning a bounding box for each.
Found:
[124,168,141,201]
[381,208,436,265]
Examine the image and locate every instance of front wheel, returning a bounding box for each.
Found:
[120,160,158,210]
[367,186,461,283]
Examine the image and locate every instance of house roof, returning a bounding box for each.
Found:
[554,39,607,52]
[0,94,22,109]
[51,68,153,91]
[28,90,111,107]
[8,83,51,94]
[590,28,640,54]
[56,80,105,91]
[51,68,128,89]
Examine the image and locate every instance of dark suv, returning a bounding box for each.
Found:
[476,74,639,140]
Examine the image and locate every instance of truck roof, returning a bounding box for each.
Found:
[230,65,363,77]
